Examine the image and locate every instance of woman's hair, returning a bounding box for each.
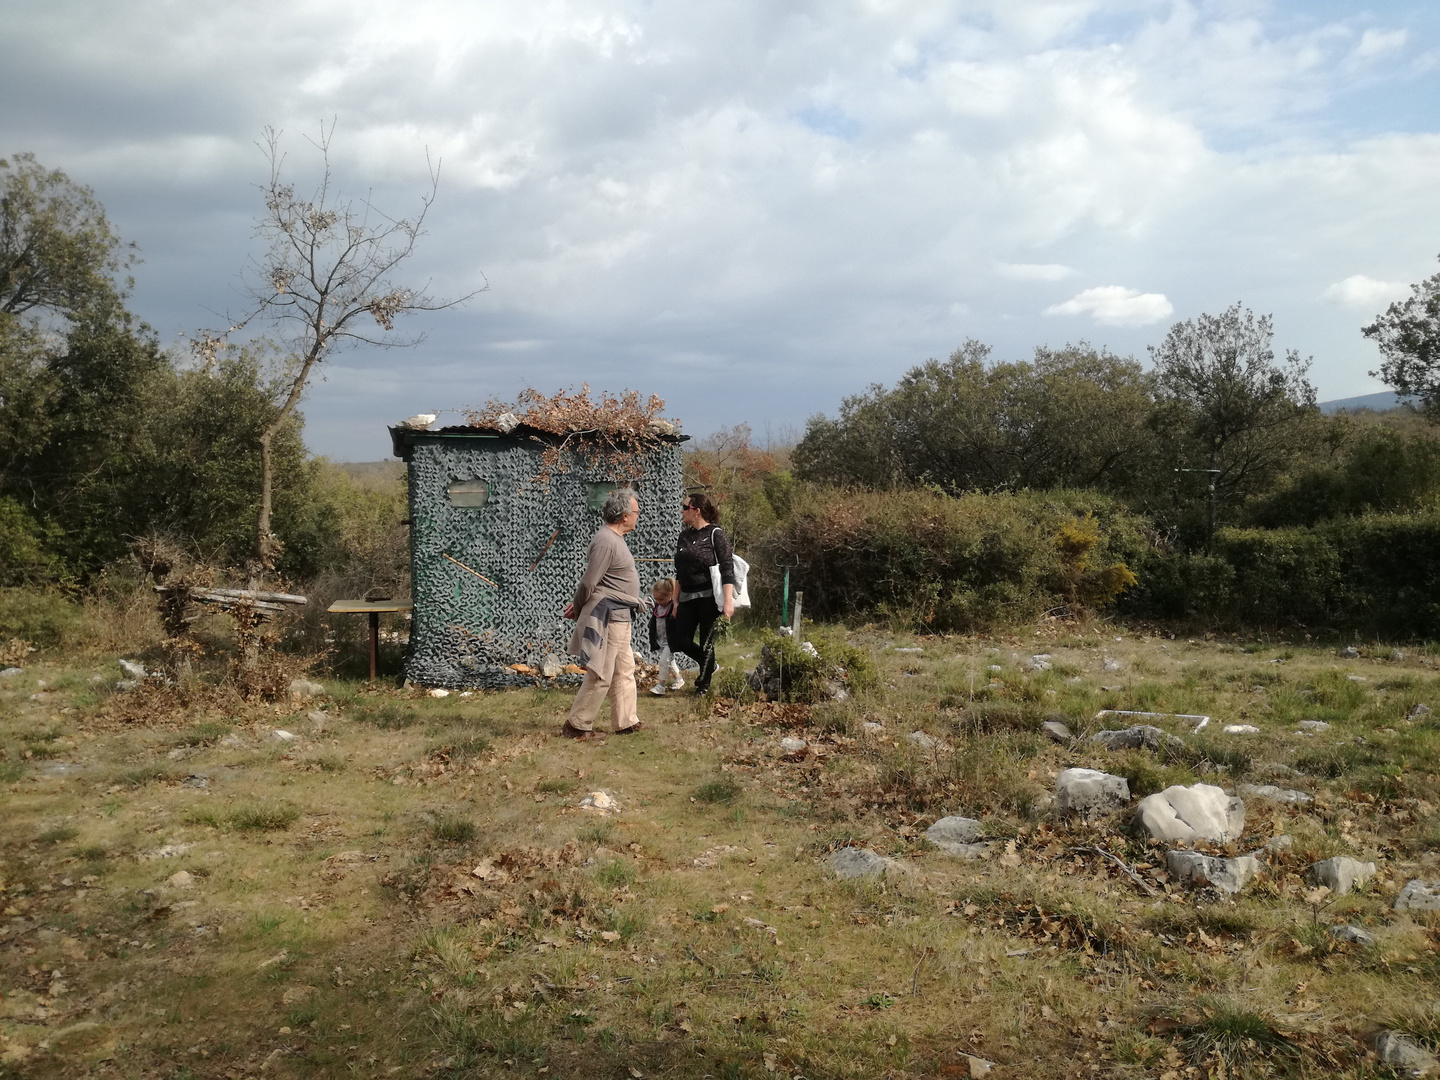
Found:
[652,576,677,601]
[685,492,720,524]
[600,486,637,524]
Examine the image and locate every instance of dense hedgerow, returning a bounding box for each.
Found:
[748,486,1149,632]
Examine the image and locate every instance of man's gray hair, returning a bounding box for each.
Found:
[600,486,637,524]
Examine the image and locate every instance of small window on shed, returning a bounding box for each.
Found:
[587,481,641,513]
[447,480,490,508]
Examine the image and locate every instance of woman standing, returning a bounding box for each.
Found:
[672,493,735,693]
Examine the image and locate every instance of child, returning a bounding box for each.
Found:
[647,577,684,695]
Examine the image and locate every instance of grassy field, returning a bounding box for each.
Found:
[2,623,1439,1079]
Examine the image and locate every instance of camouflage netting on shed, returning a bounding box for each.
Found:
[391,425,686,689]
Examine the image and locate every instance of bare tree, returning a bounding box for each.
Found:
[199,123,481,577]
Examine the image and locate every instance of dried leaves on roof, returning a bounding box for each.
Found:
[466,385,678,482]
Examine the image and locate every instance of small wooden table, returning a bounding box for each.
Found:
[327,600,414,680]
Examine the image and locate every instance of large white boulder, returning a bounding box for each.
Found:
[1135,783,1245,844]
[1055,768,1130,815]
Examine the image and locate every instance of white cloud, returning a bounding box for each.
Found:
[1,1,1437,457]
[1043,286,1174,326]
[995,262,1077,281]
[1322,275,1411,311]
[1356,28,1407,61]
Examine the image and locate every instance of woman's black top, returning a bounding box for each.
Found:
[674,523,736,593]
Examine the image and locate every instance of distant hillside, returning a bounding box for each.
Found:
[1317,391,1416,414]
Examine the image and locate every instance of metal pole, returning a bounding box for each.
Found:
[368,610,380,681]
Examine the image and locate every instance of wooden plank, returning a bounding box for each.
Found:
[156,586,308,605]
[327,600,415,614]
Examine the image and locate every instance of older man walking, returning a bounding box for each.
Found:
[561,487,646,741]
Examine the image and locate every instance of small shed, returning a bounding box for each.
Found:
[389,421,688,688]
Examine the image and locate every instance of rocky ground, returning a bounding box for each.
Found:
[2,625,1438,1078]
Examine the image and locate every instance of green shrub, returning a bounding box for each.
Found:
[693,777,741,804]
[750,628,877,703]
[753,487,1147,632]
[0,588,85,649]
[228,802,300,832]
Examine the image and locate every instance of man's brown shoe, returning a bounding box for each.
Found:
[561,722,606,741]
[614,721,646,735]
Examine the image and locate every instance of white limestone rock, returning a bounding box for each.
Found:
[1165,850,1261,894]
[1135,783,1245,844]
[1375,1032,1439,1077]
[831,847,892,879]
[1394,880,1440,912]
[1237,783,1313,807]
[1055,768,1130,815]
[1041,720,1072,743]
[926,816,983,856]
[1329,925,1376,946]
[1306,856,1376,896]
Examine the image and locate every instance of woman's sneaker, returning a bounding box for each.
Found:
[649,684,667,696]
[668,674,685,690]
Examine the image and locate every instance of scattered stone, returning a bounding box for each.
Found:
[1260,762,1301,778]
[1394,880,1440,912]
[0,666,22,678]
[1307,856,1376,896]
[906,730,945,750]
[1296,720,1331,732]
[1223,724,1260,734]
[182,775,209,789]
[579,790,620,814]
[1391,649,1406,661]
[1165,851,1261,894]
[539,654,564,678]
[118,659,148,679]
[1338,646,1359,659]
[1135,783,1245,844]
[166,747,191,761]
[1329,925,1376,946]
[306,710,327,728]
[779,737,808,754]
[962,1054,996,1078]
[1023,654,1052,672]
[271,729,297,742]
[987,664,1003,672]
[166,870,195,889]
[893,647,923,653]
[427,687,451,698]
[115,679,139,691]
[1346,674,1367,683]
[830,847,892,879]
[800,641,820,659]
[1090,725,1184,753]
[1238,783,1313,807]
[862,721,884,733]
[288,678,325,700]
[925,816,983,854]
[1102,657,1123,672]
[219,734,246,749]
[1374,1031,1439,1077]
[1041,720,1072,743]
[1261,834,1293,854]
[1409,703,1432,719]
[1055,768,1130,815]
[142,843,196,860]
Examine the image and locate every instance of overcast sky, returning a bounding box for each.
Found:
[4,0,1438,460]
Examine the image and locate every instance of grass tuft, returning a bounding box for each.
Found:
[429,812,478,844]
[693,776,741,804]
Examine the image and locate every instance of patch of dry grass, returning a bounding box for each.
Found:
[1,623,1438,1077]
